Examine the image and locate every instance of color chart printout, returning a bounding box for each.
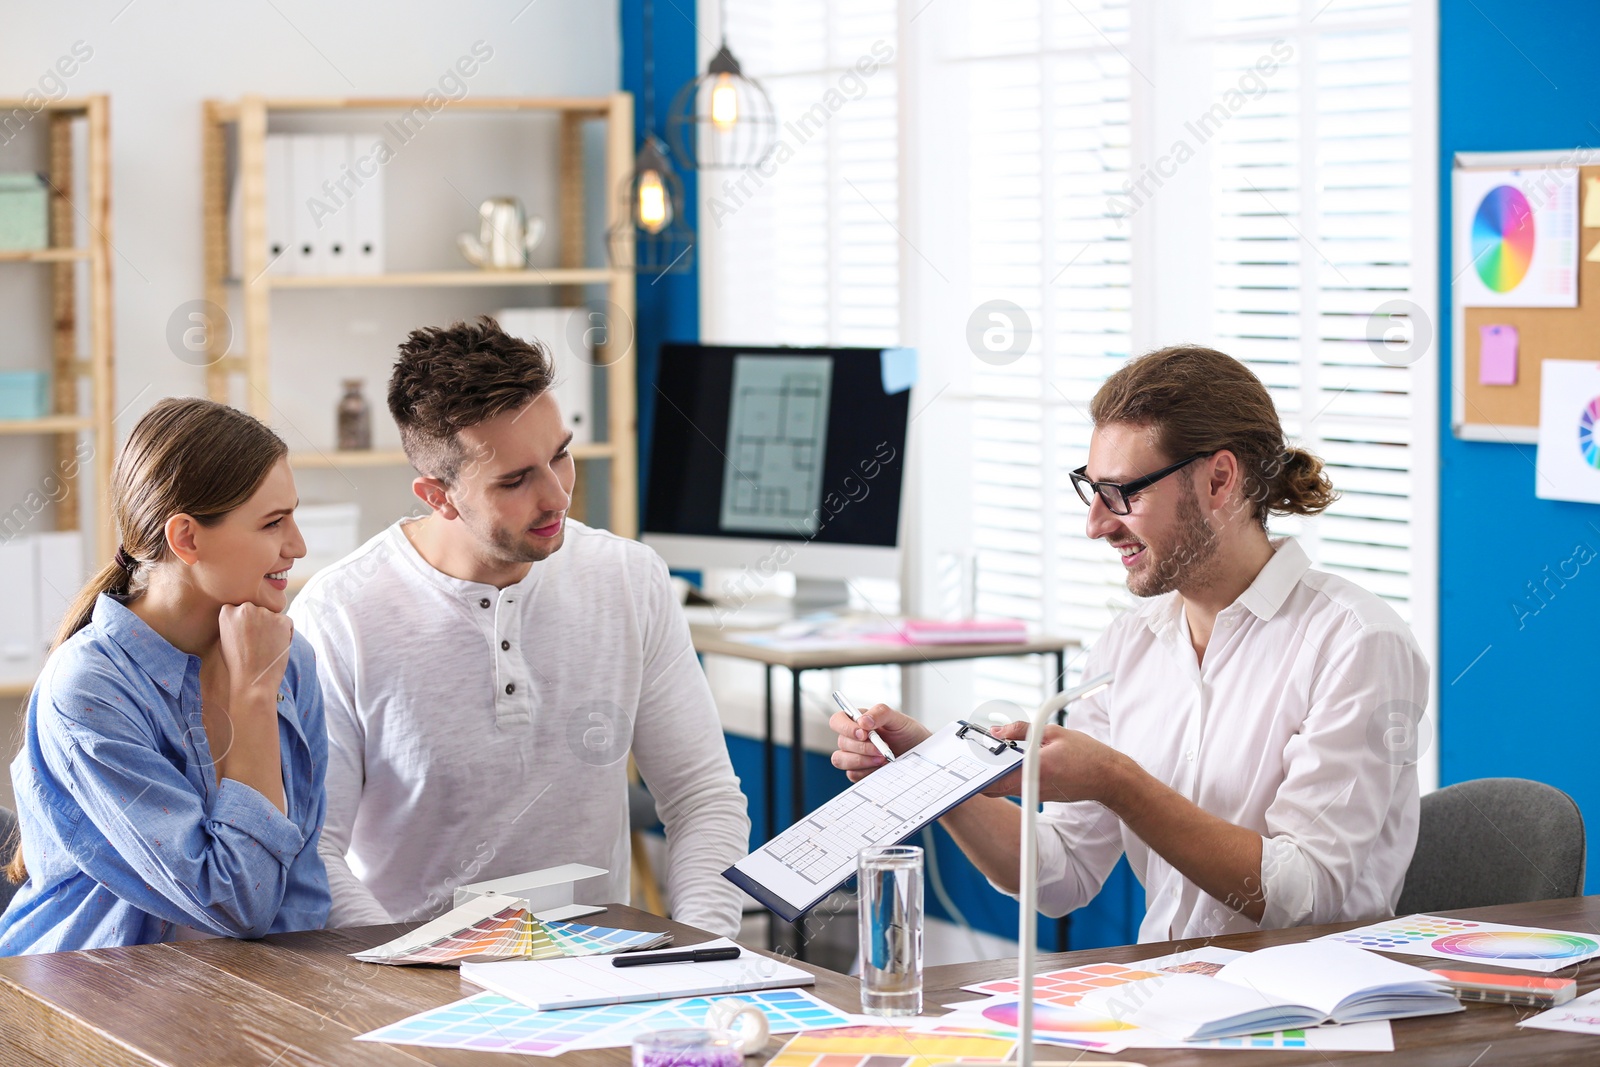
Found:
[727,721,1023,920]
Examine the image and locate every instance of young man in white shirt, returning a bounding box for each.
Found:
[832,345,1426,941]
[291,318,750,936]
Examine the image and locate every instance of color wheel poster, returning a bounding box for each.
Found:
[1536,360,1600,504]
[1455,167,1578,308]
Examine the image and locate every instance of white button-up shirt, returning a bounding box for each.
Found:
[1020,537,1425,942]
[289,518,751,936]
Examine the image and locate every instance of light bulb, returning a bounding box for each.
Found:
[637,169,670,234]
[710,73,740,131]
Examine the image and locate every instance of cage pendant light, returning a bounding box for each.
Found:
[667,0,776,170]
[608,0,694,275]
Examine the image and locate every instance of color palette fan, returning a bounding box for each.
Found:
[1317,914,1600,974]
[351,895,670,966]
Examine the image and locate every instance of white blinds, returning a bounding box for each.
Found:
[699,0,900,348]
[697,0,1428,710]
[1206,2,1418,617]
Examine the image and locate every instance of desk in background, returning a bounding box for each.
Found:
[5,899,1600,1064]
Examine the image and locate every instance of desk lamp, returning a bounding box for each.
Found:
[1016,672,1113,1067]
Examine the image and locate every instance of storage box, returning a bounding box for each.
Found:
[0,173,49,251]
[0,372,51,420]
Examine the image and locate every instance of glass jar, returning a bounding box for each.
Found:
[337,378,371,451]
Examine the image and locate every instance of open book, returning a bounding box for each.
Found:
[1075,941,1461,1041]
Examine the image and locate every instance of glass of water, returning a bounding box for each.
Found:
[858,844,924,1016]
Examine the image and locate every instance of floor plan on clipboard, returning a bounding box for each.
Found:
[724,721,1026,922]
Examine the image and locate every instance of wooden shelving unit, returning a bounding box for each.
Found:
[0,95,115,561]
[201,94,639,536]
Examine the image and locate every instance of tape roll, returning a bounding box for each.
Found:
[704,999,769,1054]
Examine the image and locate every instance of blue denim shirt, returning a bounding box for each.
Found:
[0,595,330,954]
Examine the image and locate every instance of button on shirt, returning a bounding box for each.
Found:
[0,596,330,955]
[1015,538,1425,942]
[289,518,751,936]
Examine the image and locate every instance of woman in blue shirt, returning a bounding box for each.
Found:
[0,397,330,953]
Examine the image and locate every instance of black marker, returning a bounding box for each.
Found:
[612,946,743,968]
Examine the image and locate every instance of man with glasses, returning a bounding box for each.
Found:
[832,344,1426,941]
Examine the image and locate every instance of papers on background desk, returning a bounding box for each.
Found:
[462,938,814,1009]
[1520,987,1600,1036]
[1315,913,1600,973]
[912,946,1400,1054]
[358,987,862,1057]
[351,894,669,965]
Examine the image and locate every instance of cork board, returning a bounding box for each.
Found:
[1453,155,1600,442]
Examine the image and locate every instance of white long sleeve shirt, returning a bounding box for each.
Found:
[288,518,750,936]
[1015,537,1424,942]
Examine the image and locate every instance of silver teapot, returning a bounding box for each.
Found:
[458,197,547,270]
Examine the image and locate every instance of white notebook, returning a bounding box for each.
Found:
[1076,941,1461,1041]
[461,938,815,1010]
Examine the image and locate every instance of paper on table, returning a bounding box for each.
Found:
[1318,911,1600,974]
[1479,324,1519,385]
[462,937,814,1010]
[357,988,862,1058]
[1519,987,1600,1035]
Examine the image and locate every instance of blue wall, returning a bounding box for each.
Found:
[619,0,699,509]
[1438,0,1600,892]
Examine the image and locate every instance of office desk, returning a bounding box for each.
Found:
[0,905,854,1067]
[924,895,1600,1066]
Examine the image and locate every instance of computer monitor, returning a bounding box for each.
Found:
[642,343,911,583]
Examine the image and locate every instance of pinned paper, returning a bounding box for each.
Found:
[1535,360,1600,504]
[879,346,917,394]
[1585,177,1600,227]
[1478,324,1519,385]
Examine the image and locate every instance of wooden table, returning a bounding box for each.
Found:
[0,905,854,1067]
[5,898,1600,1065]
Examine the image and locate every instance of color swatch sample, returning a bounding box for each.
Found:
[1471,185,1536,292]
[769,1025,1015,1067]
[359,987,860,1058]
[962,961,1163,1007]
[1580,396,1600,468]
[1321,915,1600,973]
[358,993,630,1054]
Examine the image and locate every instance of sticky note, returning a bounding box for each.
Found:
[1478,324,1518,386]
[1586,177,1600,227]
[879,346,917,394]
[1587,240,1600,262]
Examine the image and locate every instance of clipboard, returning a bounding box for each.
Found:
[723,719,1026,922]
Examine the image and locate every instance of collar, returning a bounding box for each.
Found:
[389,517,547,600]
[1235,536,1311,622]
[91,594,197,699]
[1138,536,1311,635]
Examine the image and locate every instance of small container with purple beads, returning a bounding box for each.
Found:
[632,1028,743,1067]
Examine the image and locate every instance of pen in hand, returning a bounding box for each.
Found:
[612,946,742,967]
[832,691,897,763]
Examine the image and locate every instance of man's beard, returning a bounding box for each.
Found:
[1126,485,1220,598]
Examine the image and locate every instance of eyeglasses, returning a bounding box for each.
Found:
[1070,452,1215,516]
